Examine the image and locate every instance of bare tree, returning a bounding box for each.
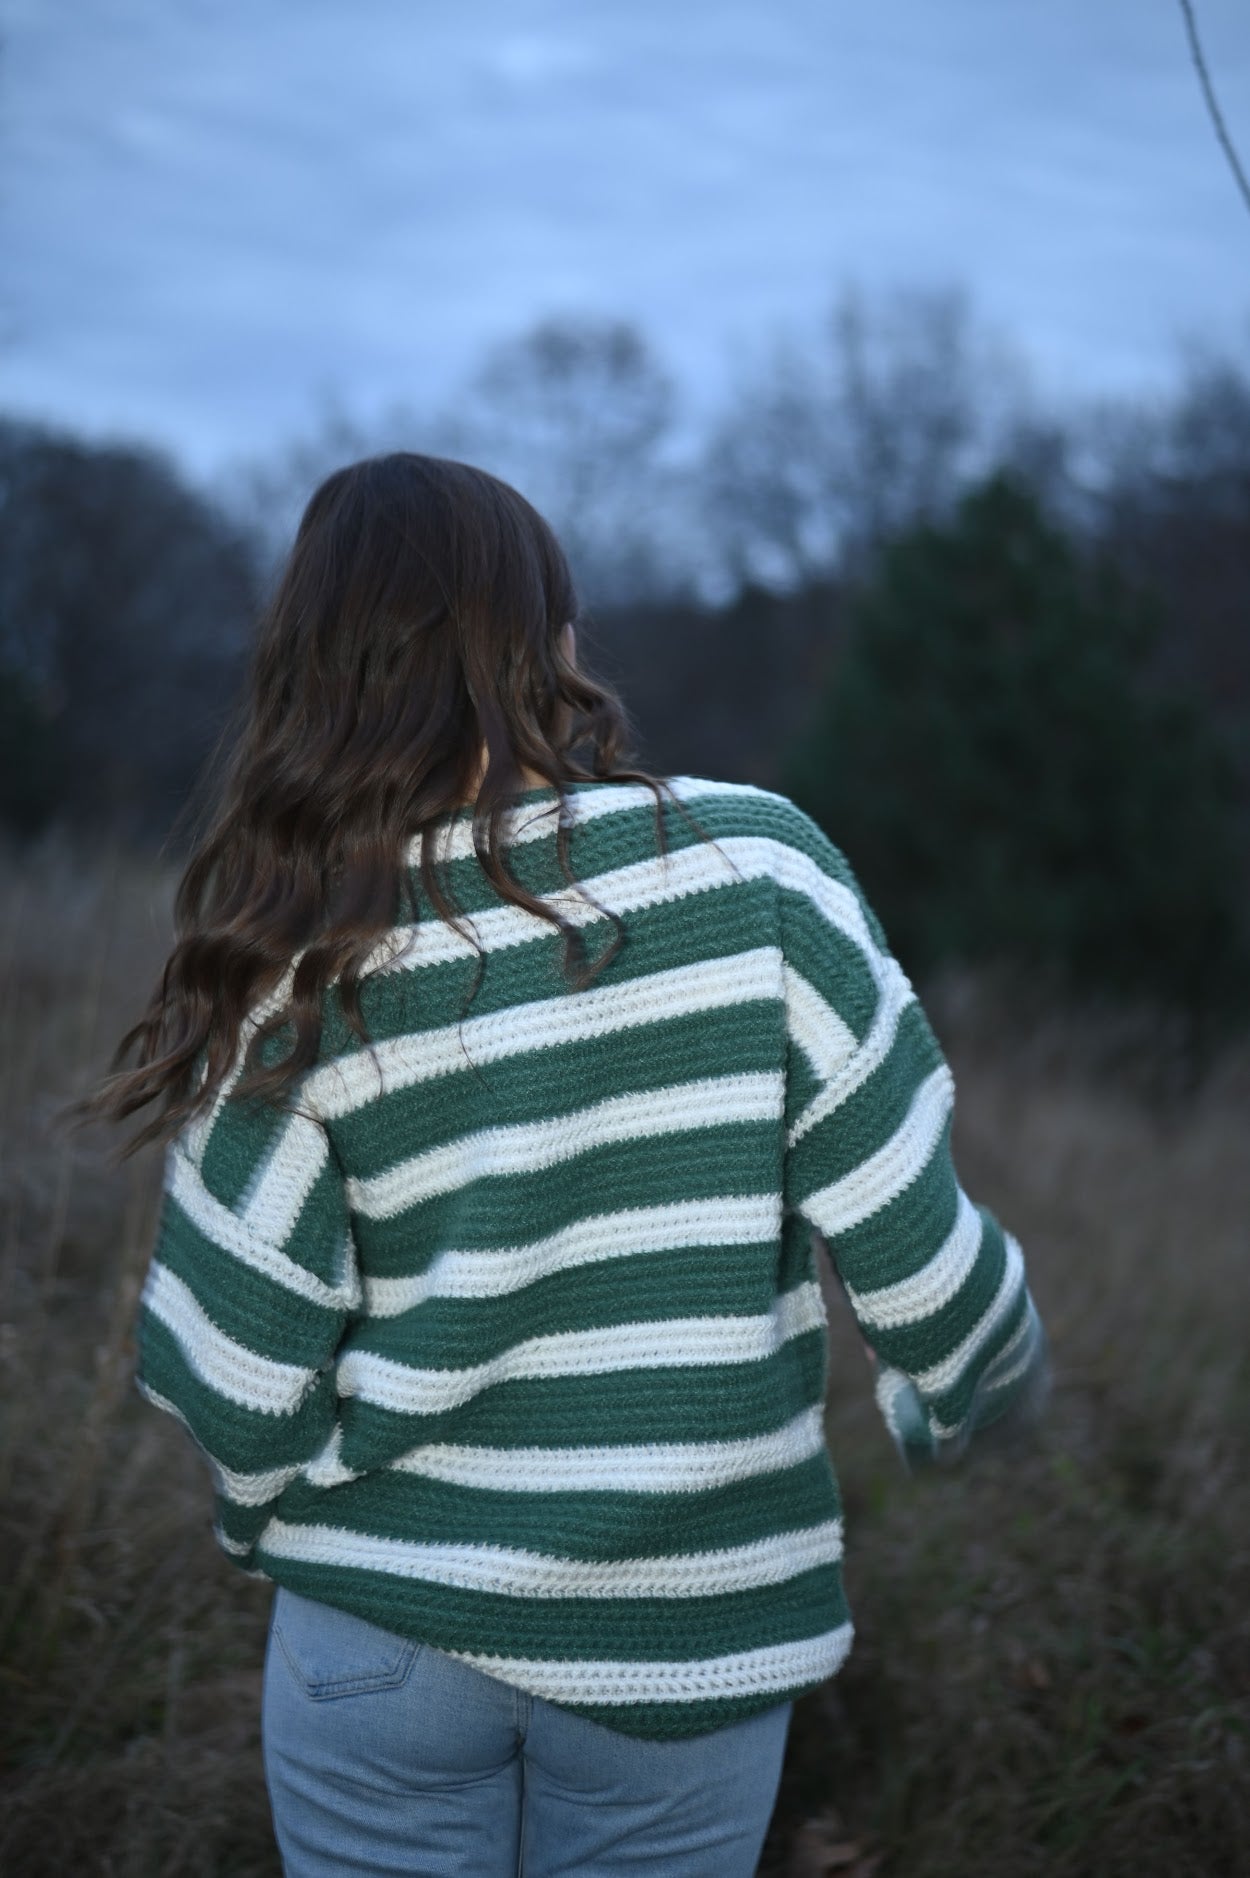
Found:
[445,316,685,603]
[1082,332,1250,733]
[0,420,261,835]
[1178,0,1250,218]
[235,318,688,604]
[702,285,1028,592]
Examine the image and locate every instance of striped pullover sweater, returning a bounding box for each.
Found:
[135,776,1049,1739]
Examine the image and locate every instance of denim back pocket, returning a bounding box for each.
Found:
[272,1587,422,1700]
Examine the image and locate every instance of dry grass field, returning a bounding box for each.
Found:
[1,831,1247,1876]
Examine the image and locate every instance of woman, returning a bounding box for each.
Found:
[85,453,1049,1876]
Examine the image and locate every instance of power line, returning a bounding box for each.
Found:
[1178,0,1250,218]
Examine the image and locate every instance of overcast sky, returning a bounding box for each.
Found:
[2,0,1248,478]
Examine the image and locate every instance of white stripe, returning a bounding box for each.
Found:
[364,1195,780,1317]
[873,1368,915,1447]
[237,1107,331,1254]
[390,1404,828,1494]
[214,1458,304,1505]
[402,776,773,871]
[308,948,783,1118]
[179,961,301,1170]
[301,1422,361,1488]
[303,1401,827,1496]
[846,1188,985,1330]
[136,1379,307,1504]
[445,1623,855,1705]
[141,1262,316,1416]
[142,1391,831,1508]
[783,965,858,1085]
[351,833,889,1002]
[215,1526,254,1557]
[912,1234,1028,1399]
[787,957,918,1148]
[336,1280,827,1418]
[166,1136,358,1313]
[347,1072,784,1221]
[259,1516,844,1598]
[801,1064,954,1238]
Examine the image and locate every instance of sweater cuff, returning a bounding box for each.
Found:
[874,1366,939,1471]
[212,1493,277,1574]
[875,1315,1053,1475]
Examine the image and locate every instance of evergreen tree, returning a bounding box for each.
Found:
[784,472,1249,1018]
[0,661,58,835]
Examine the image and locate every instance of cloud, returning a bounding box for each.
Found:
[1,0,1246,473]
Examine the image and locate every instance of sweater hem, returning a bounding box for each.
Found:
[258,1559,854,1740]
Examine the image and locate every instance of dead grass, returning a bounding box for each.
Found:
[1,831,1246,1877]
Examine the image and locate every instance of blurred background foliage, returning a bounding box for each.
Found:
[2,289,1248,1032]
[784,472,1248,1022]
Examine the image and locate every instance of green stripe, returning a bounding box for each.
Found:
[335,998,783,1179]
[216,1495,273,1551]
[865,1212,1007,1373]
[779,1210,819,1290]
[137,1312,335,1472]
[336,1331,829,1460]
[276,1450,842,1557]
[927,1280,1032,1426]
[197,1089,287,1212]
[784,1038,823,1124]
[350,1243,779,1363]
[282,1152,356,1286]
[785,999,946,1211]
[257,1555,848,1661]
[795,1116,963,1298]
[778,883,882,1037]
[329,876,779,1057]
[351,1123,781,1263]
[155,1199,343,1366]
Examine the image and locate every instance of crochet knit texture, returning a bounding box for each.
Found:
[135,776,1049,1739]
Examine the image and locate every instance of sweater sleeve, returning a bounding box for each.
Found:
[774,801,1051,1471]
[134,1037,360,1571]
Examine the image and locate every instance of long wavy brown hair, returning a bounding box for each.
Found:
[69,451,700,1160]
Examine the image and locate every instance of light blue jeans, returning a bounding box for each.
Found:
[262,1588,793,1876]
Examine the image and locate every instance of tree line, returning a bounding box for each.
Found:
[2,288,1247,1020]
